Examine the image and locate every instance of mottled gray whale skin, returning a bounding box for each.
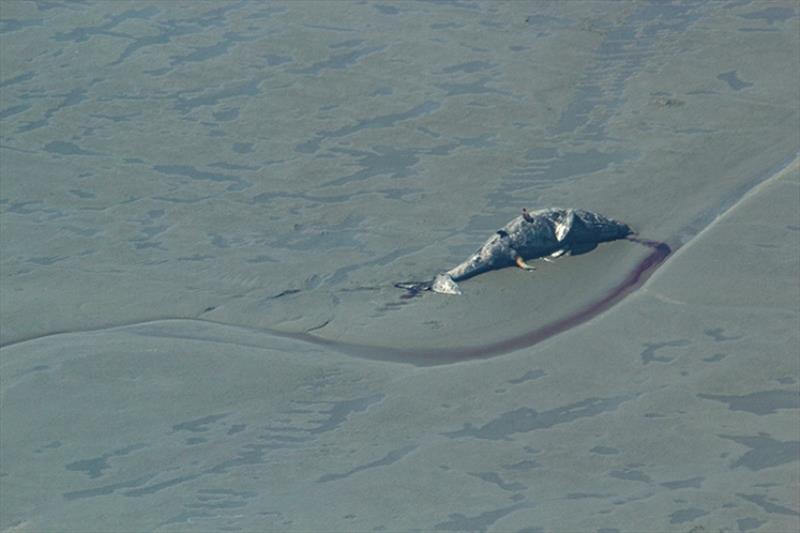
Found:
[398,208,633,295]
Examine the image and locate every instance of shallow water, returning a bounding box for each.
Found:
[1,1,798,531]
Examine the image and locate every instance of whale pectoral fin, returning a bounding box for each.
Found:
[431,273,462,295]
[515,256,536,271]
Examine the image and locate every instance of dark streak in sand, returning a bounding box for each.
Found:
[290,237,671,366]
[0,239,670,367]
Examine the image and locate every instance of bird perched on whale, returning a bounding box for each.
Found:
[396,208,633,295]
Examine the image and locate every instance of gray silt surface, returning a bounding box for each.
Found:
[1,1,798,531]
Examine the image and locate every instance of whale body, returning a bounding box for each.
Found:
[397,208,633,295]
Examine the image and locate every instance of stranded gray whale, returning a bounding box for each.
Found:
[397,208,633,295]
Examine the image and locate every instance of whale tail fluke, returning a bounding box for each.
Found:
[395,273,462,297]
[394,280,432,298]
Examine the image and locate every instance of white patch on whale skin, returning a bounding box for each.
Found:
[432,273,462,295]
[554,210,575,242]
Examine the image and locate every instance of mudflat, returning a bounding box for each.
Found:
[1,1,798,531]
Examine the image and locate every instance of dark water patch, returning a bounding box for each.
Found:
[213,108,240,121]
[303,394,384,434]
[721,434,800,470]
[124,473,202,497]
[261,394,385,437]
[264,53,291,66]
[507,369,545,385]
[737,517,766,531]
[294,100,440,154]
[174,77,264,112]
[737,27,778,32]
[177,254,212,261]
[737,493,800,516]
[702,353,726,362]
[427,132,496,156]
[437,76,509,97]
[738,6,796,25]
[173,413,229,433]
[258,434,307,444]
[208,161,257,171]
[0,104,31,120]
[16,364,50,380]
[698,389,799,415]
[590,446,619,455]
[566,492,612,499]
[110,26,193,67]
[431,22,463,30]
[433,501,531,532]
[441,60,494,74]
[65,449,124,478]
[20,87,87,133]
[704,327,742,341]
[0,71,34,88]
[292,45,386,76]
[232,142,253,153]
[63,475,154,500]
[44,141,99,156]
[187,499,246,510]
[198,488,256,498]
[676,127,716,134]
[503,459,539,471]
[374,4,399,15]
[152,164,249,190]
[660,476,703,490]
[323,146,420,187]
[372,86,393,96]
[68,189,94,199]
[303,23,357,32]
[27,256,67,265]
[330,39,363,48]
[108,1,248,65]
[668,507,708,524]
[640,339,690,364]
[609,467,651,483]
[169,32,248,67]
[267,289,301,299]
[444,395,633,440]
[317,445,416,482]
[152,194,211,204]
[136,224,168,240]
[469,471,526,491]
[524,14,574,30]
[246,255,277,264]
[717,70,753,91]
[54,6,159,42]
[0,18,44,33]
[159,510,216,528]
[205,443,270,475]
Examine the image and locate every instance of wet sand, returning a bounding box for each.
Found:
[1,1,798,531]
